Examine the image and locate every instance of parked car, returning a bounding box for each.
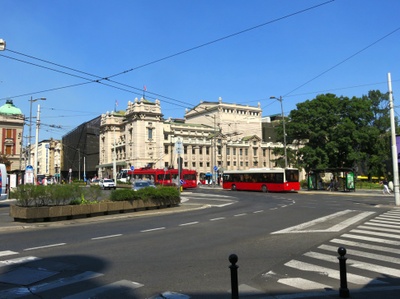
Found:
[132,180,156,191]
[90,179,100,186]
[99,179,116,190]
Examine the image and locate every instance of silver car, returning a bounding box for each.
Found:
[99,178,116,190]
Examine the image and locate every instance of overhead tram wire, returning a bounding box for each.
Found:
[282,26,400,98]
[1,1,334,106]
[0,52,190,109]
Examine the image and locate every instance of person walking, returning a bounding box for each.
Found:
[380,178,391,195]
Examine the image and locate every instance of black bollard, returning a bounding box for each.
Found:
[338,247,350,298]
[229,254,239,299]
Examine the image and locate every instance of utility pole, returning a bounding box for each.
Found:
[388,72,400,206]
[270,96,287,168]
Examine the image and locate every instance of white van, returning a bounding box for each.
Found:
[0,164,8,200]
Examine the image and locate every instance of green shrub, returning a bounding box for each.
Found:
[110,188,140,201]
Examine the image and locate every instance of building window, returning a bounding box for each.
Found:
[253,148,257,156]
[206,147,210,155]
[184,146,187,154]
[218,146,221,155]
[164,134,168,140]
[233,161,237,166]
[199,147,203,154]
[226,148,230,155]
[240,161,243,166]
[245,149,248,156]
[192,162,196,168]
[233,148,236,155]
[148,128,153,139]
[164,145,168,154]
[165,162,169,167]
[206,162,210,168]
[227,161,231,166]
[192,147,196,154]
[245,162,248,167]
[200,162,203,167]
[240,149,243,156]
[263,149,266,157]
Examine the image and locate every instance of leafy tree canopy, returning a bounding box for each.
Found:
[285,91,392,176]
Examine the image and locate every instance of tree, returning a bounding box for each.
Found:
[0,152,11,168]
[285,92,392,175]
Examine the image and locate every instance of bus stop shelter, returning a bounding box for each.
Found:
[307,168,355,192]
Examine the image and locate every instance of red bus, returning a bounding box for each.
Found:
[222,168,300,192]
[127,168,197,189]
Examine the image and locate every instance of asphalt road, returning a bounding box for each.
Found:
[0,188,399,298]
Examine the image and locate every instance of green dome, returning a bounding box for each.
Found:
[0,100,22,115]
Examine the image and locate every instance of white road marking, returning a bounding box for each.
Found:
[140,227,165,233]
[358,225,400,234]
[253,210,264,213]
[179,221,199,226]
[63,279,143,299]
[210,217,225,221]
[350,229,400,240]
[330,238,400,254]
[319,244,400,264]
[0,271,103,298]
[364,222,400,229]
[0,256,40,268]
[0,250,18,257]
[91,234,122,240]
[272,210,374,234]
[278,277,332,290]
[234,213,247,217]
[341,233,400,245]
[24,243,66,251]
[284,260,384,285]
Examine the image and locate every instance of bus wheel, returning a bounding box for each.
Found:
[261,185,268,193]
[231,184,237,191]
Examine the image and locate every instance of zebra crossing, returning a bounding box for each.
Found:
[252,209,400,298]
[0,250,191,298]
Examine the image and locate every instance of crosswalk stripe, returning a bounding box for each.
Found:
[330,238,400,254]
[358,225,400,234]
[63,279,143,299]
[348,259,400,277]
[341,233,400,245]
[284,260,383,285]
[0,250,18,257]
[0,256,40,268]
[277,277,332,290]
[0,271,103,299]
[364,222,400,229]
[351,229,400,240]
[374,217,400,222]
[318,244,400,264]
[370,219,400,225]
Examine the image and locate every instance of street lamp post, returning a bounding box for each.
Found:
[270,96,287,168]
[34,104,43,181]
[28,97,46,166]
[0,39,5,51]
[206,114,217,185]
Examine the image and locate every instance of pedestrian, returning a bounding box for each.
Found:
[380,178,391,195]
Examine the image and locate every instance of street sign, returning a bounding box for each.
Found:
[214,166,218,172]
[175,139,183,154]
[130,166,135,171]
[180,179,185,185]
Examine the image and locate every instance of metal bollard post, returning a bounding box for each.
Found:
[338,247,350,298]
[229,254,239,299]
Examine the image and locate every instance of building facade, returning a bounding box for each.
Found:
[97,97,299,181]
[0,100,24,172]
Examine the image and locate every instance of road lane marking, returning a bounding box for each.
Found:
[272,210,374,234]
[179,221,199,226]
[210,217,225,221]
[285,260,384,285]
[0,271,103,298]
[24,243,66,251]
[278,277,332,291]
[234,213,247,217]
[140,227,165,233]
[91,234,122,240]
[63,279,143,299]
[330,238,400,254]
[0,250,18,257]
[253,210,264,213]
[0,256,40,268]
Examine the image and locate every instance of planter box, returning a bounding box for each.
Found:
[10,199,172,223]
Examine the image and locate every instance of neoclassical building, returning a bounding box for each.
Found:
[0,100,24,172]
[97,97,294,180]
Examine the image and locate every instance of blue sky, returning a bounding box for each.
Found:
[1,0,400,142]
